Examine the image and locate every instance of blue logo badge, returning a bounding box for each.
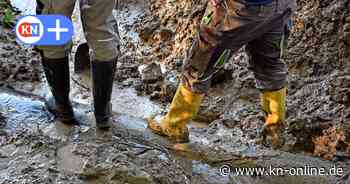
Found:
[16,15,74,46]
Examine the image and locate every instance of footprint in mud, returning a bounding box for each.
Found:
[57,144,86,174]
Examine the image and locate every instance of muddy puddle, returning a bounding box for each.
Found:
[0,88,52,132]
[0,87,342,184]
[0,87,231,183]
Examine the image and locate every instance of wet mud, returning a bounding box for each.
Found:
[1,0,350,183]
[0,87,347,184]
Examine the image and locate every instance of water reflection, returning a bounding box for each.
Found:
[0,90,53,131]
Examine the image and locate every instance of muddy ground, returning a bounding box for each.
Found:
[0,0,349,183]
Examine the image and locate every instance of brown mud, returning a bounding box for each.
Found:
[0,0,349,183]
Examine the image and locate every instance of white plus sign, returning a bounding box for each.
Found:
[47,19,69,41]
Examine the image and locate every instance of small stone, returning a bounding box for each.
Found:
[139,63,163,83]
[122,78,136,86]
[150,91,161,100]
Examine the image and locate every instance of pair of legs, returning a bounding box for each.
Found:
[37,0,120,129]
[148,0,293,148]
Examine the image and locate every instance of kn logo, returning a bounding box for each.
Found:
[18,23,41,37]
[15,15,74,46]
[16,16,43,44]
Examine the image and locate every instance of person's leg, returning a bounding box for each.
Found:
[148,0,290,143]
[37,0,76,59]
[80,0,120,129]
[246,12,292,148]
[37,0,76,123]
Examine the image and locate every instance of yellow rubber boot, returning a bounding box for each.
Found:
[261,87,286,148]
[147,84,204,143]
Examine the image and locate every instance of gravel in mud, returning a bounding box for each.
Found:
[124,0,350,181]
[1,0,350,183]
[0,25,41,86]
[1,89,348,184]
[130,0,350,160]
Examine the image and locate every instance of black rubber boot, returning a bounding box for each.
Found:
[92,59,117,129]
[41,56,75,124]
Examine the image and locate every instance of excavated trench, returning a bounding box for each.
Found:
[0,0,349,183]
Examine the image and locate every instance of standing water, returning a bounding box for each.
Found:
[10,0,36,15]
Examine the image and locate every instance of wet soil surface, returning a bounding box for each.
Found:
[0,0,350,183]
[1,87,348,184]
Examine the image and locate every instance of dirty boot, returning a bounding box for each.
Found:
[261,87,286,149]
[41,57,75,124]
[262,124,285,149]
[91,59,117,130]
[147,84,204,143]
